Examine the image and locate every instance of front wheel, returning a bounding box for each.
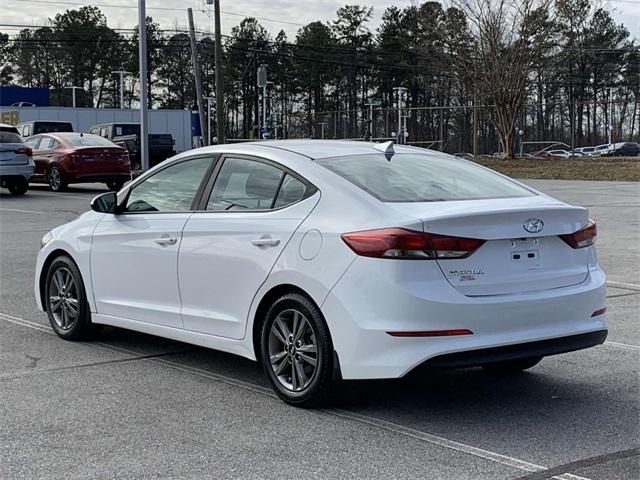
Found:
[482,356,542,374]
[105,179,125,191]
[44,255,96,340]
[261,293,334,407]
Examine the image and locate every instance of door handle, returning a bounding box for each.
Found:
[251,236,280,247]
[155,236,178,246]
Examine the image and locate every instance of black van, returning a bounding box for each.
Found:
[16,121,74,138]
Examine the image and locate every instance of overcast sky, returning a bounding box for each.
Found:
[3,0,639,40]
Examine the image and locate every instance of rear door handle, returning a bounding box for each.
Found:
[251,236,280,247]
[155,236,177,246]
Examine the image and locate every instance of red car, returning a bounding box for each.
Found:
[24,132,131,191]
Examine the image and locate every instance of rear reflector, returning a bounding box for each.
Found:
[559,219,597,249]
[387,329,473,337]
[591,307,607,317]
[341,228,485,260]
[15,147,32,156]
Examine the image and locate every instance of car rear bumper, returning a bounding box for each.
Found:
[0,163,34,180]
[321,258,608,380]
[418,329,607,369]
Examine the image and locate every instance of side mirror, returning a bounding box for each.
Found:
[91,191,118,214]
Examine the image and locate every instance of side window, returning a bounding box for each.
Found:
[23,125,31,137]
[273,174,308,208]
[206,157,284,211]
[100,127,109,138]
[24,137,41,149]
[89,127,98,135]
[38,137,55,150]
[125,157,211,213]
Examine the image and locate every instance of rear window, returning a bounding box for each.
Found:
[33,122,73,134]
[0,132,23,143]
[65,134,116,147]
[316,153,535,202]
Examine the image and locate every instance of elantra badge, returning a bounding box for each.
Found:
[523,218,544,233]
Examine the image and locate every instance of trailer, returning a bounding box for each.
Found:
[0,106,195,154]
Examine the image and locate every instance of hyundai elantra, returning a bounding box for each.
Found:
[35,140,607,406]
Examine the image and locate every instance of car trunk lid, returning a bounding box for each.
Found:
[389,196,590,296]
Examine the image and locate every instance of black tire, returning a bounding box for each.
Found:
[8,178,28,195]
[48,166,67,192]
[482,356,542,374]
[260,293,334,407]
[105,179,125,191]
[44,255,97,340]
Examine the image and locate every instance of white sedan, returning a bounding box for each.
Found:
[35,140,608,406]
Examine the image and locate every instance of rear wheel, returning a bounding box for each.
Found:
[482,356,542,374]
[261,293,334,407]
[105,179,125,191]
[44,255,96,340]
[7,178,28,195]
[48,166,67,192]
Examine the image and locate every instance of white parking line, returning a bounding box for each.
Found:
[0,311,593,480]
[0,207,44,214]
[607,281,640,292]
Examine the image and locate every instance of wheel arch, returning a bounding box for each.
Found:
[39,249,82,312]
[250,283,342,380]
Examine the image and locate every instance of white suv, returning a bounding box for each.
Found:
[0,123,34,195]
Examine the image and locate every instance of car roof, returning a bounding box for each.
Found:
[192,139,433,161]
[0,123,19,129]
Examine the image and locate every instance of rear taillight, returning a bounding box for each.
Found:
[559,219,597,249]
[341,228,485,260]
[15,147,32,156]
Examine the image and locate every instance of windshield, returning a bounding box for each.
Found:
[33,122,73,134]
[316,153,535,202]
[65,134,117,147]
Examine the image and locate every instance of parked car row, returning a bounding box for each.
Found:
[1,121,132,195]
[542,143,639,159]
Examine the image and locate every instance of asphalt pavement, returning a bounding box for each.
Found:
[0,180,638,480]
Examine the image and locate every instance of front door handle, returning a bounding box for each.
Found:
[155,236,177,246]
[251,236,280,247]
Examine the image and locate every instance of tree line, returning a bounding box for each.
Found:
[1,1,638,156]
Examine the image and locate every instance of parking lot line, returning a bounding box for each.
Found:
[606,281,640,292]
[0,310,595,480]
[0,207,44,214]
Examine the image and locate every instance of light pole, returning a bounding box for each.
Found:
[65,86,82,108]
[364,102,377,141]
[319,122,328,140]
[392,87,407,144]
[257,64,268,139]
[204,96,215,145]
[138,0,149,171]
[607,87,613,145]
[112,70,131,109]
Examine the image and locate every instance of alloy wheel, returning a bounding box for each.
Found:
[268,308,318,392]
[49,168,61,191]
[48,267,80,330]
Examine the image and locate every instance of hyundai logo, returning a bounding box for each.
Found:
[523,218,544,233]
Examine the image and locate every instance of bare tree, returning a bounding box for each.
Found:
[456,0,557,157]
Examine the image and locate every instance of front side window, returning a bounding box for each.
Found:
[125,157,211,213]
[316,153,535,202]
[207,157,285,211]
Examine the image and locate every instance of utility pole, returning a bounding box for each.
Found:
[472,49,478,158]
[138,0,149,171]
[393,87,407,144]
[112,70,131,109]
[210,0,225,144]
[257,64,268,139]
[319,122,328,140]
[66,86,82,108]
[188,8,208,146]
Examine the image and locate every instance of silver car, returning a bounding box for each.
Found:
[0,123,35,195]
